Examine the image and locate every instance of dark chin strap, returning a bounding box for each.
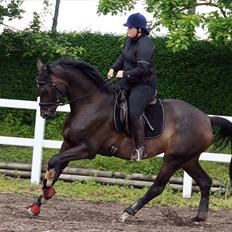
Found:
[135,28,142,38]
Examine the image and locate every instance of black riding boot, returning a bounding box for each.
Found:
[130,117,145,161]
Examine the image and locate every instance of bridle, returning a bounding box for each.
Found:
[36,78,89,108]
[36,78,67,108]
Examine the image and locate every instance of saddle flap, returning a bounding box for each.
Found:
[113,88,165,139]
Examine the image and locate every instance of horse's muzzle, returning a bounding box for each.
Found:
[40,108,56,119]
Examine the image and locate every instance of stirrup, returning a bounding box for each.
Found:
[131,146,145,161]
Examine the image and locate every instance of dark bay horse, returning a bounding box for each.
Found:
[31,57,232,222]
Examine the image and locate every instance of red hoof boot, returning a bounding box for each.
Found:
[28,203,41,216]
[43,185,56,200]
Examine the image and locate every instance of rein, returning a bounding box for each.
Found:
[36,78,89,107]
[59,94,90,106]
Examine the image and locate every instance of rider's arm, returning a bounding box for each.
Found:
[112,54,124,72]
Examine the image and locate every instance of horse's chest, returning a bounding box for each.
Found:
[64,123,91,142]
[64,110,109,143]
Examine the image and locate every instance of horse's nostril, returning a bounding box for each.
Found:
[42,112,49,119]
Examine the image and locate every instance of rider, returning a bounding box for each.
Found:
[107,13,157,161]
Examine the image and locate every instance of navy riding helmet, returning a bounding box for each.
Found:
[123,13,149,35]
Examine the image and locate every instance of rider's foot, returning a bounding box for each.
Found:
[131,146,145,161]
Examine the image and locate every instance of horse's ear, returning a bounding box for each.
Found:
[37,59,44,71]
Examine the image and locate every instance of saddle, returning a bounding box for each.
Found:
[114,88,165,139]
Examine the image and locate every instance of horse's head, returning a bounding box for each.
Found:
[36,58,113,119]
[36,59,66,119]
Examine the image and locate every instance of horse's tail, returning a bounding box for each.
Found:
[209,116,232,184]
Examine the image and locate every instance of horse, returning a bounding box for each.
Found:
[29,57,232,222]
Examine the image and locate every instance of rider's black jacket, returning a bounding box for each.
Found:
[112,35,156,87]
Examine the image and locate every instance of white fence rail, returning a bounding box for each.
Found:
[0,97,231,198]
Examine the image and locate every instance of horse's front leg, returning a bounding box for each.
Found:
[41,159,68,201]
[44,142,95,188]
[43,140,68,186]
[43,143,95,189]
[28,142,95,216]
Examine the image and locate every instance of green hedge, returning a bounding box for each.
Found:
[0,32,231,138]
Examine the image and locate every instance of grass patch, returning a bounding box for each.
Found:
[0,174,232,210]
[0,145,230,183]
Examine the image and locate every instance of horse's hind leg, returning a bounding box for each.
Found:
[183,157,212,222]
[120,156,181,222]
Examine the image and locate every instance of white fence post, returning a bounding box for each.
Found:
[182,171,193,198]
[30,97,45,184]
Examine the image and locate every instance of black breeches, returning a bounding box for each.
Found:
[116,79,156,121]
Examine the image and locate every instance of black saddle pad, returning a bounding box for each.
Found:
[114,98,165,139]
[143,99,165,139]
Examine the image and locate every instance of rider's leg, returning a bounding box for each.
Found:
[129,84,156,161]
[130,117,145,161]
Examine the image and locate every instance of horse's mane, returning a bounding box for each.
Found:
[51,57,112,93]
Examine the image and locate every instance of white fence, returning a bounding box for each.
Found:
[0,97,231,198]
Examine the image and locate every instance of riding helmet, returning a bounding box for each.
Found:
[123,13,149,35]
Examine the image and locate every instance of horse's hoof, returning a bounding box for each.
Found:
[27,203,41,216]
[192,215,206,222]
[43,185,56,200]
[119,212,130,223]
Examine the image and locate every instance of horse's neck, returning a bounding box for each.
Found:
[66,75,99,100]
[58,68,114,113]
[69,89,114,114]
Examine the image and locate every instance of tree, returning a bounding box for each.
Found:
[51,0,61,32]
[0,0,84,61]
[97,0,232,52]
[0,0,24,22]
[0,0,50,26]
